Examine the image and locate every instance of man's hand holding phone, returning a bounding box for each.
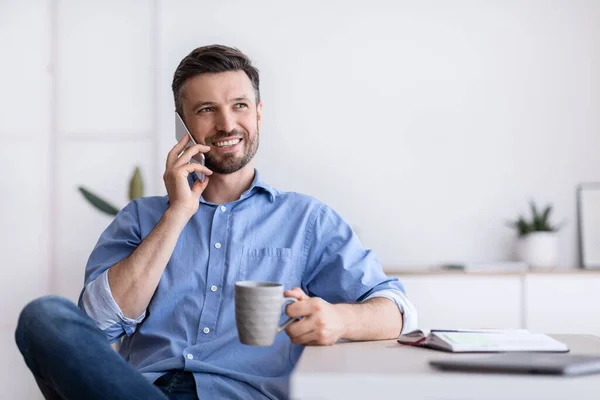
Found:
[164,134,212,220]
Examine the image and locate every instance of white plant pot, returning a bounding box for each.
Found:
[516,232,559,269]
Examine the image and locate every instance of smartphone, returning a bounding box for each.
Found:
[175,111,205,183]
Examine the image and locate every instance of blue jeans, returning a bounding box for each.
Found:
[15,295,198,400]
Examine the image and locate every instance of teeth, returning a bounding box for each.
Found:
[214,139,241,148]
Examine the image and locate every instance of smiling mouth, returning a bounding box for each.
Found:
[213,138,242,148]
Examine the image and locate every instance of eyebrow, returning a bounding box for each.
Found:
[230,96,251,103]
[191,96,252,111]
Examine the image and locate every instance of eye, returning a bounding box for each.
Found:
[198,107,214,113]
[234,103,248,109]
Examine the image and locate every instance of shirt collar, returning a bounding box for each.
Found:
[241,169,276,202]
[194,168,276,205]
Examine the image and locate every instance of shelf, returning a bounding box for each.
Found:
[384,268,600,276]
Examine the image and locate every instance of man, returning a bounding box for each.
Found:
[16,45,417,400]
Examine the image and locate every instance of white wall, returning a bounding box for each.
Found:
[1,1,600,397]
[158,0,600,269]
[3,0,597,306]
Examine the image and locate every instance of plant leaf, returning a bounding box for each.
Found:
[542,205,552,220]
[517,217,531,236]
[129,166,144,201]
[541,205,552,230]
[530,200,540,227]
[78,187,120,216]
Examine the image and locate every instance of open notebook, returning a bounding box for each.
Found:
[397,329,569,353]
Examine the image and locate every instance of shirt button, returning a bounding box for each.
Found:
[220,205,227,212]
[203,327,210,334]
[186,353,193,360]
[210,285,217,292]
[214,242,221,249]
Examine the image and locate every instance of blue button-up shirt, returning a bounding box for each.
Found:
[78,170,417,399]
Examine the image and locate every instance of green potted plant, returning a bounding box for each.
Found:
[78,166,144,216]
[507,200,563,269]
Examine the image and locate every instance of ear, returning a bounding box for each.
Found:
[256,101,263,129]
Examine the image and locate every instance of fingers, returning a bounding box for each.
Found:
[191,175,209,195]
[289,328,317,345]
[289,327,335,346]
[285,316,330,345]
[163,162,213,185]
[284,288,318,320]
[173,143,211,168]
[285,316,314,339]
[180,163,213,178]
[285,297,322,319]
[166,134,190,168]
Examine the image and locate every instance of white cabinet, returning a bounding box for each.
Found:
[525,275,600,335]
[392,272,600,335]
[395,275,522,330]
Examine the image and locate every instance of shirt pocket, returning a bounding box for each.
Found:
[237,245,300,286]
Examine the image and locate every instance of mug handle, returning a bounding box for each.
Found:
[277,297,299,333]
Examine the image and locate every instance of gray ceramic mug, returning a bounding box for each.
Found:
[235,281,298,346]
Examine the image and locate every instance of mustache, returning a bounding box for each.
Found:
[206,129,247,144]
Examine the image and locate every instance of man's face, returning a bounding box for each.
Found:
[180,70,262,174]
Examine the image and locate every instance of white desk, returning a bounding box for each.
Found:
[291,334,600,400]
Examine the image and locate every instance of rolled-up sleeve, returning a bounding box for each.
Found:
[77,200,145,343]
[361,289,418,334]
[80,270,146,341]
[302,203,418,334]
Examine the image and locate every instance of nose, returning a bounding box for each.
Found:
[215,109,236,134]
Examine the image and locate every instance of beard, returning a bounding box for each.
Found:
[204,123,259,174]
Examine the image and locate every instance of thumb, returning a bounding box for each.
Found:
[285,287,310,301]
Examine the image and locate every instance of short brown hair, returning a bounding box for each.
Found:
[172,45,260,115]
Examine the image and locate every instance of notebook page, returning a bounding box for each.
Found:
[434,332,569,352]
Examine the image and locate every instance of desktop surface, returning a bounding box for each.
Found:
[291,334,600,400]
